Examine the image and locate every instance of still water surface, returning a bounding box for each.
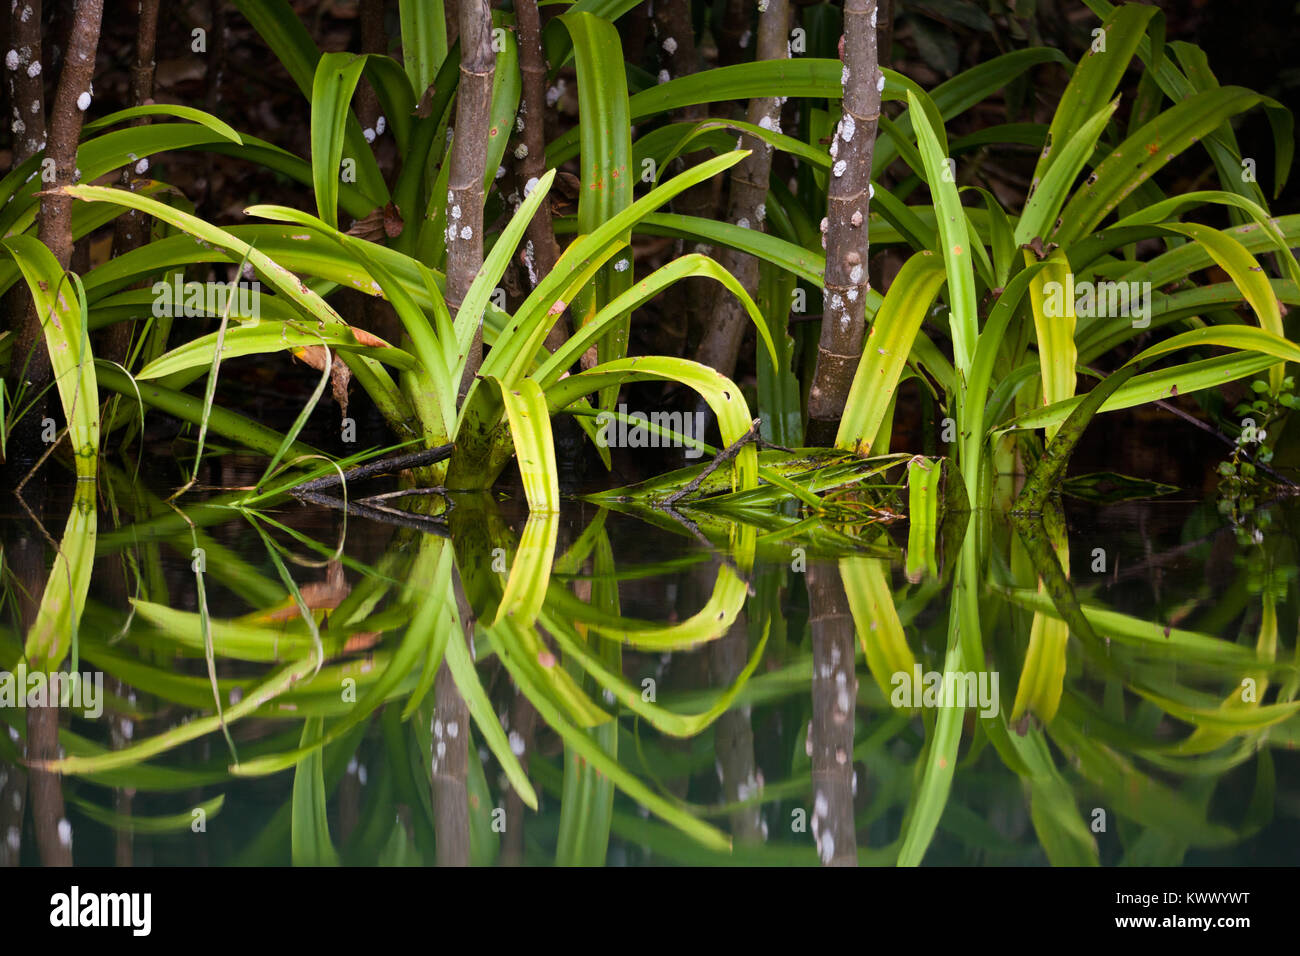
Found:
[2,453,1297,866]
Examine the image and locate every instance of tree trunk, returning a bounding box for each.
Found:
[1,0,48,474]
[514,0,564,350]
[446,0,495,399]
[807,0,881,436]
[4,0,103,476]
[693,0,790,381]
[103,0,161,367]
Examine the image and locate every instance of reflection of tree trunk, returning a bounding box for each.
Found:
[28,707,70,865]
[708,613,763,843]
[6,483,71,865]
[807,565,857,866]
[659,564,716,800]
[0,761,26,866]
[500,690,536,865]
[431,571,474,866]
[110,678,133,866]
[1,504,40,865]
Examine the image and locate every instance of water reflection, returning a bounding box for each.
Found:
[1,469,1297,866]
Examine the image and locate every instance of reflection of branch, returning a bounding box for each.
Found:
[290,489,452,536]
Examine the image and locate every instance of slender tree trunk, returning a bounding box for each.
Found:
[878,0,895,69]
[434,0,493,864]
[653,0,719,360]
[807,0,880,439]
[514,0,563,349]
[716,0,750,67]
[103,0,161,367]
[356,0,384,132]
[5,0,46,160]
[447,0,495,399]
[808,564,858,866]
[33,0,100,279]
[2,0,48,473]
[5,0,102,472]
[694,0,790,380]
[201,0,226,214]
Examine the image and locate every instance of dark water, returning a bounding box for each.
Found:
[1,448,1297,867]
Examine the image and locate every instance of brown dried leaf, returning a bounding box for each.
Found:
[293,345,352,417]
[346,202,403,241]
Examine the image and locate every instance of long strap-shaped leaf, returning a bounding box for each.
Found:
[908,91,977,380]
[2,236,99,478]
[311,52,371,230]
[835,253,947,455]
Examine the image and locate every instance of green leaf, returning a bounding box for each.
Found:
[312,52,372,230]
[291,718,340,866]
